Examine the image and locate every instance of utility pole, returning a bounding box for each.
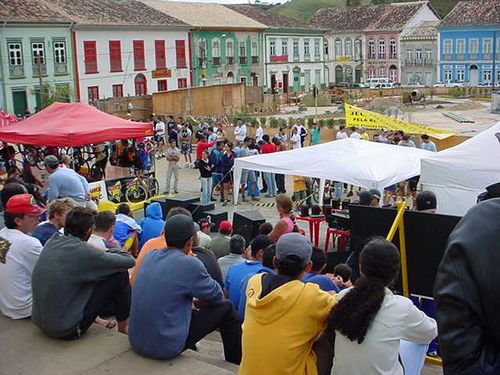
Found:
[35,52,44,110]
[313,84,318,121]
[493,30,498,90]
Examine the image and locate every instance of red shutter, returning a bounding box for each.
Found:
[112,84,123,97]
[175,40,186,68]
[83,41,98,74]
[157,80,168,91]
[155,40,166,69]
[178,78,187,88]
[133,40,145,71]
[109,40,122,72]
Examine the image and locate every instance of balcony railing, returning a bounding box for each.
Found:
[32,64,47,77]
[456,53,465,60]
[389,53,398,60]
[251,56,259,64]
[378,53,386,60]
[227,56,234,65]
[239,56,247,65]
[443,54,452,61]
[212,57,220,66]
[405,59,434,66]
[9,65,24,78]
[54,62,68,75]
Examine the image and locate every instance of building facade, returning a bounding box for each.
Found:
[364,30,400,83]
[0,2,75,115]
[400,21,439,86]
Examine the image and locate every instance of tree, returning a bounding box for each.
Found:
[346,0,361,5]
[371,0,389,4]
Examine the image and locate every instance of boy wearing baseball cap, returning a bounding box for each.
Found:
[0,194,43,319]
[239,233,336,375]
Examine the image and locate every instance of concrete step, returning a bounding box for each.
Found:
[0,315,235,375]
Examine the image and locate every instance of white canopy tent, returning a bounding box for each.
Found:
[233,138,432,204]
[420,121,500,217]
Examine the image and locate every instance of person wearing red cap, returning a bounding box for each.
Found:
[210,220,232,259]
[0,194,43,319]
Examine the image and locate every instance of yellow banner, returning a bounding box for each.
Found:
[338,56,351,62]
[344,103,455,139]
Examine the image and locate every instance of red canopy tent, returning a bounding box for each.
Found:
[0,102,153,146]
[0,110,18,127]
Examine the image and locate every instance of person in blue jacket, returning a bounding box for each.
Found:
[138,202,164,249]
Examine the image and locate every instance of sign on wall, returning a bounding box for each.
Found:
[89,180,109,202]
[152,68,172,79]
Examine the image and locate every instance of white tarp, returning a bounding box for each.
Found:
[420,121,500,216]
[233,138,432,204]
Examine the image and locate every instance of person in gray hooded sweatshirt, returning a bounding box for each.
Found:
[31,207,135,339]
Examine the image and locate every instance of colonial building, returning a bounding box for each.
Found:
[400,21,439,86]
[313,1,439,85]
[47,0,190,104]
[438,0,500,85]
[0,0,75,115]
[227,5,325,93]
[143,1,266,87]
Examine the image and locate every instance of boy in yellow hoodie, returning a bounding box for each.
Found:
[239,233,336,375]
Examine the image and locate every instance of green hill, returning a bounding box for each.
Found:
[272,0,458,22]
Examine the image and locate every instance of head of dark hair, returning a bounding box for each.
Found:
[4,212,26,229]
[262,244,276,269]
[64,207,96,240]
[94,210,116,232]
[116,203,131,215]
[229,234,246,254]
[333,263,352,282]
[402,134,411,141]
[339,125,346,130]
[166,206,192,220]
[421,134,429,140]
[262,134,270,142]
[250,235,273,258]
[416,190,437,211]
[328,238,400,344]
[1,182,27,208]
[350,126,356,131]
[243,136,252,143]
[275,254,307,278]
[311,247,327,273]
[258,222,273,235]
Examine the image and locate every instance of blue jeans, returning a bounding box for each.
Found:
[201,177,212,205]
[264,172,277,196]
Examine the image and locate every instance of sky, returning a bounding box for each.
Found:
[166,0,285,3]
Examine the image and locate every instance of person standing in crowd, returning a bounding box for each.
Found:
[310,121,321,146]
[211,220,233,260]
[32,198,76,246]
[290,126,302,150]
[336,125,348,140]
[0,194,43,319]
[218,234,245,280]
[359,126,370,141]
[398,134,416,147]
[276,126,289,149]
[328,238,437,374]
[273,137,286,194]
[393,130,404,144]
[238,137,258,203]
[32,207,135,338]
[87,210,118,250]
[434,192,500,374]
[198,149,213,205]
[349,126,361,139]
[164,138,180,195]
[420,134,437,152]
[196,135,217,161]
[129,214,241,364]
[268,194,296,242]
[210,141,225,202]
[43,155,91,207]
[153,118,166,158]
[138,202,164,249]
[166,115,177,144]
[234,119,247,144]
[261,135,277,198]
[239,233,335,375]
[178,122,193,168]
[220,142,235,206]
[225,235,273,309]
[302,248,339,292]
[254,121,264,143]
[297,120,308,147]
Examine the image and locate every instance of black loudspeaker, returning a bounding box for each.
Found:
[311,205,321,216]
[146,196,200,220]
[341,200,351,210]
[188,202,215,221]
[196,209,228,232]
[299,205,310,217]
[324,251,351,274]
[323,197,332,206]
[233,210,266,244]
[332,200,341,210]
[323,204,332,218]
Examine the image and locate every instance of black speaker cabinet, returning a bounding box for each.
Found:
[299,205,310,217]
[332,200,341,210]
[324,251,351,274]
[145,196,200,219]
[196,209,228,232]
[188,202,215,221]
[233,210,266,244]
[311,205,321,216]
[323,197,332,206]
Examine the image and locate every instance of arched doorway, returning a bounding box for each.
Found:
[355,65,362,83]
[335,65,343,83]
[389,65,398,83]
[227,71,234,84]
[134,73,147,96]
[344,66,353,83]
[469,65,479,86]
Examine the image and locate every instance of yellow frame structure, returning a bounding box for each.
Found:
[386,201,443,367]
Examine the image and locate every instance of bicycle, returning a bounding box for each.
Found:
[125,171,159,203]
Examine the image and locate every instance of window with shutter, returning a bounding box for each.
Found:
[155,40,166,69]
[133,40,145,71]
[176,40,186,68]
[109,41,122,72]
[83,41,98,74]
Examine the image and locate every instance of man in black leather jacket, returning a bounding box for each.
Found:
[434,197,500,374]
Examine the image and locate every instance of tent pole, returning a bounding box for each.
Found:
[318,178,325,206]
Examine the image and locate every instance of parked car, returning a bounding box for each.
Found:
[350,83,368,89]
[366,78,388,88]
[374,82,395,89]
[433,80,465,88]
[403,82,425,88]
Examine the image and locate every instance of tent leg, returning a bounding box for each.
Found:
[318,178,326,206]
[232,167,241,205]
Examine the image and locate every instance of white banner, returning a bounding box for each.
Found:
[89,180,109,202]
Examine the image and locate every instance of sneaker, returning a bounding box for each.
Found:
[222,200,228,207]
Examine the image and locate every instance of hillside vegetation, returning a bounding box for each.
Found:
[272,0,459,22]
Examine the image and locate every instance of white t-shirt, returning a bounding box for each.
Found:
[336,131,348,140]
[0,228,43,319]
[255,126,264,143]
[332,288,437,375]
[197,231,212,249]
[234,124,247,141]
[87,234,107,251]
[291,133,302,149]
[350,132,361,139]
[155,121,165,136]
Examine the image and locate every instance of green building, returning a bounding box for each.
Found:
[0,0,75,115]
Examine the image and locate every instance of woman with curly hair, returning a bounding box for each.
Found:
[329,238,437,375]
[268,194,297,242]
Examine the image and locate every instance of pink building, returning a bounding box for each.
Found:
[365,31,400,83]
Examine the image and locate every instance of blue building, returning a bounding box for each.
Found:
[438,0,500,85]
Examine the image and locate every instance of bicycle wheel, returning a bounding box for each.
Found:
[89,163,104,182]
[126,182,147,203]
[147,177,159,198]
